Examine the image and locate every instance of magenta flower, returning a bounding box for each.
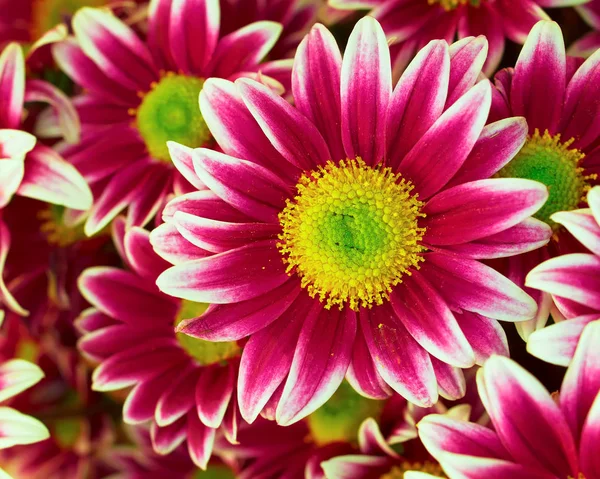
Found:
[525,186,600,366]
[153,16,550,426]
[489,20,600,340]
[570,0,600,57]
[327,0,586,76]
[418,322,600,479]
[77,219,241,468]
[53,1,296,236]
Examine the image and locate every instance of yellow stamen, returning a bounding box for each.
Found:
[380,461,446,478]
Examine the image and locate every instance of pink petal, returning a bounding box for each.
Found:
[341,16,391,166]
[155,365,198,426]
[456,311,509,364]
[580,390,600,479]
[196,363,234,428]
[276,307,357,426]
[123,370,177,425]
[150,222,211,265]
[431,357,466,401]
[151,417,187,455]
[0,42,24,129]
[124,227,171,282]
[167,142,207,192]
[161,190,251,224]
[447,35,488,106]
[187,411,216,469]
[552,209,600,256]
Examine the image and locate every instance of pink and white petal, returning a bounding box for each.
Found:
[0,407,49,449]
[123,370,178,425]
[124,227,171,282]
[527,315,599,367]
[172,211,280,254]
[276,307,357,426]
[386,40,450,169]
[390,272,475,368]
[195,364,234,428]
[421,252,537,322]
[568,31,600,58]
[237,78,331,171]
[168,0,220,75]
[199,78,299,182]
[238,293,316,423]
[447,35,488,107]
[161,190,251,224]
[360,303,438,407]
[150,222,211,265]
[192,148,291,223]
[456,311,509,364]
[358,418,399,457]
[156,240,289,304]
[478,356,579,477]
[72,7,158,92]
[83,157,152,235]
[167,142,207,192]
[341,16,391,166]
[25,79,80,144]
[206,21,282,79]
[560,321,600,445]
[501,0,550,45]
[151,417,187,455]
[448,117,528,187]
[431,357,466,401]
[345,328,393,400]
[0,359,44,402]
[0,218,27,316]
[320,455,391,479]
[552,209,600,256]
[187,411,216,469]
[439,218,552,259]
[0,145,27,209]
[292,24,344,162]
[589,186,600,225]
[510,20,566,133]
[0,43,24,130]
[177,279,301,341]
[423,178,549,245]
[526,253,600,311]
[398,81,491,200]
[79,266,179,325]
[428,454,557,479]
[155,365,198,427]
[17,145,93,210]
[147,0,176,70]
[126,162,172,228]
[580,391,600,479]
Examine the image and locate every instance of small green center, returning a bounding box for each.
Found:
[54,418,82,449]
[307,381,384,446]
[190,465,237,479]
[175,300,240,366]
[136,74,210,162]
[497,129,592,231]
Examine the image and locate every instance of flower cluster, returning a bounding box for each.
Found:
[0,0,599,478]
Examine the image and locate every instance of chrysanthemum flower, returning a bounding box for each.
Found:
[153,17,550,426]
[488,20,600,340]
[524,186,600,366]
[327,0,588,76]
[418,322,600,479]
[569,0,600,57]
[77,219,241,468]
[53,1,298,236]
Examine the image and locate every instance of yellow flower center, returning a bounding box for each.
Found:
[380,462,446,479]
[133,73,211,162]
[427,0,482,11]
[278,158,426,311]
[496,129,595,232]
[174,301,241,366]
[31,0,106,40]
[307,381,384,446]
[38,204,86,247]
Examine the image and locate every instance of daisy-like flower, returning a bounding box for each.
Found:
[524,186,600,366]
[0,357,49,476]
[418,321,600,479]
[489,20,600,340]
[77,219,242,468]
[153,17,550,426]
[326,0,590,76]
[569,0,600,57]
[53,1,296,236]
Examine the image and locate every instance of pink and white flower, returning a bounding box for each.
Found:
[326,0,590,76]
[570,0,600,57]
[53,1,298,237]
[152,17,549,426]
[489,20,600,340]
[418,322,600,479]
[525,186,600,366]
[77,219,242,468]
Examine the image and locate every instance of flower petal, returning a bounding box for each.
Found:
[0,43,24,129]
[187,412,216,469]
[195,363,234,428]
[0,407,49,449]
[0,359,44,402]
[456,311,509,365]
[150,222,211,265]
[552,209,600,256]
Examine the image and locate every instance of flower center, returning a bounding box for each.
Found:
[174,301,241,366]
[307,381,384,446]
[427,0,482,11]
[31,0,106,40]
[496,129,595,231]
[278,158,426,311]
[134,73,211,162]
[38,204,86,247]
[189,464,237,479]
[380,462,446,479]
